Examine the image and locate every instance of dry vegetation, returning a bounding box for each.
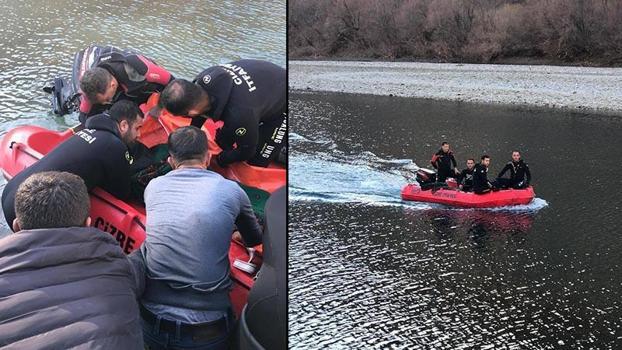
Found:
[288,0,622,65]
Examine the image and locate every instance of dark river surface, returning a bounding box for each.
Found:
[0,0,285,232]
[289,91,622,349]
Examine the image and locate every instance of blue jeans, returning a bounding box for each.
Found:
[141,314,231,350]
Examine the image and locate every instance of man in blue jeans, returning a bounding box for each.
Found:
[138,126,262,349]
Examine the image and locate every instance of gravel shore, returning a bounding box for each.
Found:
[289,60,622,115]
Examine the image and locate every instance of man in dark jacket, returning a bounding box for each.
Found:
[158,59,286,167]
[496,151,532,189]
[78,46,174,122]
[0,171,143,349]
[430,142,460,182]
[1,100,144,229]
[473,155,495,194]
[458,158,476,192]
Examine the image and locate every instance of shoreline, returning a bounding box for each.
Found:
[290,56,622,68]
[289,60,622,116]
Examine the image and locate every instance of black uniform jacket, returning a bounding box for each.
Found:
[194,59,286,165]
[2,114,133,228]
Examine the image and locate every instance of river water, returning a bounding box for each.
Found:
[0,0,285,231]
[289,91,622,349]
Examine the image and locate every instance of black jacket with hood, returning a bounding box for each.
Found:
[0,226,144,349]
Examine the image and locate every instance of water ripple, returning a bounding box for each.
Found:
[289,91,622,349]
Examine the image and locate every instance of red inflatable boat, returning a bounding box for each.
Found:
[0,99,286,317]
[401,183,535,208]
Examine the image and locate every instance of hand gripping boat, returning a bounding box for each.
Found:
[0,99,286,318]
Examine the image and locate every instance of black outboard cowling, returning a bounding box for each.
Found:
[416,168,452,190]
[416,168,437,186]
[42,77,79,115]
[238,186,286,350]
[43,45,136,116]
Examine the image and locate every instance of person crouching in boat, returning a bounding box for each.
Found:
[458,158,476,192]
[1,100,144,229]
[0,172,144,349]
[495,150,532,189]
[78,47,174,123]
[430,142,460,182]
[136,126,262,349]
[473,155,497,194]
[157,59,286,168]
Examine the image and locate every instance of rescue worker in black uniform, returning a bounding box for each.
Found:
[458,158,476,192]
[430,142,460,182]
[158,59,286,167]
[495,151,532,189]
[473,155,496,194]
[239,186,286,349]
[78,46,174,123]
[2,101,144,229]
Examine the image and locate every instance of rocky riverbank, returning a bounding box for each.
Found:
[289,61,622,115]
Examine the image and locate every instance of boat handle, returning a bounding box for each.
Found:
[120,212,139,230]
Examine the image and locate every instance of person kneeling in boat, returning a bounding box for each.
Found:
[495,150,531,189]
[1,100,144,229]
[0,172,144,349]
[137,126,262,349]
[430,142,460,182]
[158,59,286,167]
[472,155,498,194]
[458,158,476,192]
[78,46,174,123]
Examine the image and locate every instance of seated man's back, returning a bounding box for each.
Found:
[139,126,261,349]
[142,168,258,304]
[1,100,144,228]
[0,171,143,349]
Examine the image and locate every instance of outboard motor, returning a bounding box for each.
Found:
[238,187,286,349]
[415,168,437,186]
[42,77,80,116]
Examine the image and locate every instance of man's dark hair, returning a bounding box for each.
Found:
[160,79,207,116]
[467,158,475,162]
[15,171,90,230]
[168,126,209,162]
[108,100,144,124]
[80,67,112,103]
[512,150,521,154]
[441,142,449,146]
[481,154,490,160]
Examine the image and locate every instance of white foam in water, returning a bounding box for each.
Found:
[486,197,549,212]
[289,132,310,142]
[290,133,548,211]
[290,152,409,207]
[290,132,334,145]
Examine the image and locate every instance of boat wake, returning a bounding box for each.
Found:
[290,132,548,212]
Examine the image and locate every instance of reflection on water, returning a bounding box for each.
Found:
[0,0,285,126]
[0,0,284,232]
[289,91,622,349]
